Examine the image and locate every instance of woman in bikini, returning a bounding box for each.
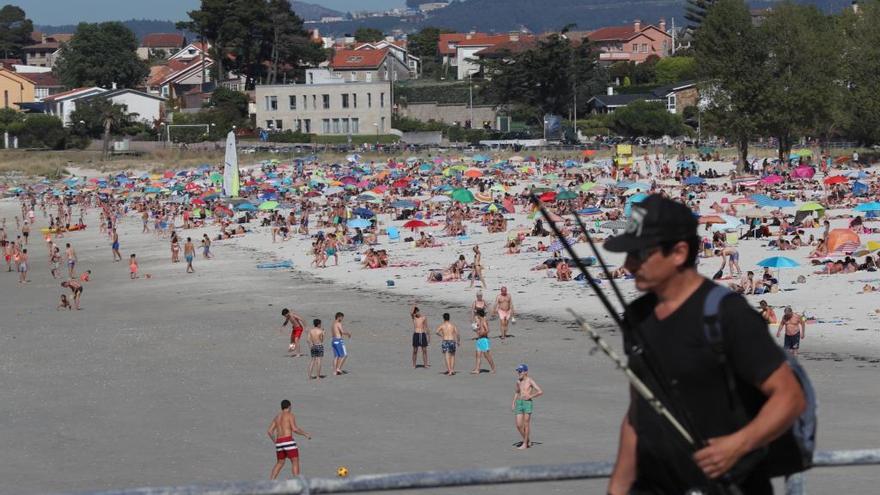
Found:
[469,245,487,289]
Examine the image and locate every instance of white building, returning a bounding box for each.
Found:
[43,86,165,126]
[256,79,392,136]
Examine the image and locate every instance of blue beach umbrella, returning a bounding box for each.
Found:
[347,218,372,229]
[684,176,705,185]
[353,207,375,218]
[854,202,880,212]
[756,256,799,269]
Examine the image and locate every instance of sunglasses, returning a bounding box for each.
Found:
[626,245,662,263]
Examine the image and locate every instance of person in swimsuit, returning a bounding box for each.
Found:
[129,254,138,279]
[65,243,77,278]
[776,306,806,356]
[436,312,460,376]
[469,244,487,288]
[50,246,61,279]
[331,312,351,375]
[280,308,307,357]
[512,364,543,449]
[17,248,28,283]
[472,291,488,331]
[111,228,121,262]
[184,237,195,273]
[61,279,83,310]
[325,237,338,266]
[201,234,213,259]
[307,319,325,379]
[411,306,430,368]
[170,233,180,263]
[493,286,515,340]
[268,399,311,479]
[471,310,496,374]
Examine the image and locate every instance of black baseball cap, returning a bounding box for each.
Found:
[604,195,698,253]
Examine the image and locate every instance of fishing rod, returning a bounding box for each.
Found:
[529,195,745,495]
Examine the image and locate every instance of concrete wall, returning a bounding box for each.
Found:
[398,102,498,128]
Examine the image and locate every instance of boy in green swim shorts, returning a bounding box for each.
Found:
[512,364,543,449]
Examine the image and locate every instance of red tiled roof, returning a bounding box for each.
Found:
[330,48,388,69]
[587,26,637,42]
[142,33,186,48]
[473,36,537,57]
[438,33,486,55]
[23,42,61,51]
[48,34,73,43]
[147,57,213,87]
[437,33,527,55]
[30,31,42,43]
[0,58,22,69]
[18,72,61,87]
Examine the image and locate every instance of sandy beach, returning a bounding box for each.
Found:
[1,158,879,495]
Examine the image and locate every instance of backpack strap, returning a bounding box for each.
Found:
[703,285,748,418]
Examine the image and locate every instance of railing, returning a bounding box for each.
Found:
[70,449,879,495]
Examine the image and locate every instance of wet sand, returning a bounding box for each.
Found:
[0,199,877,494]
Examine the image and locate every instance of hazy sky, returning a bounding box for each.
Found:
[13,0,406,25]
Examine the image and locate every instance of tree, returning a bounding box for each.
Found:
[8,114,68,149]
[760,2,840,160]
[479,33,606,121]
[839,1,880,146]
[0,5,33,59]
[53,22,149,89]
[263,0,326,85]
[408,26,454,78]
[685,0,718,30]
[610,100,687,138]
[354,27,384,43]
[654,56,697,84]
[178,0,229,82]
[69,98,132,159]
[695,0,768,172]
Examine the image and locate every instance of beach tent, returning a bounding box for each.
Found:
[827,229,860,255]
[791,166,815,179]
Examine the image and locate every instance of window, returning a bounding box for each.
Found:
[367,93,372,108]
[667,95,676,113]
[3,90,7,109]
[312,95,316,109]
[351,71,357,82]
[640,43,648,53]
[303,95,307,109]
[351,118,359,134]
[380,92,385,108]
[265,95,278,111]
[353,93,358,108]
[322,94,330,109]
[331,118,340,134]
[289,95,296,110]
[161,86,169,97]
[341,94,349,109]
[322,119,330,134]
[380,117,386,133]
[342,118,350,134]
[266,120,274,129]
[275,119,283,130]
[294,119,302,132]
[632,44,638,52]
[309,72,314,84]
[304,119,311,133]
[365,72,372,82]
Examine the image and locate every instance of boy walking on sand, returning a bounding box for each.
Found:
[268,399,311,479]
[512,364,543,449]
[307,319,325,379]
[129,254,138,279]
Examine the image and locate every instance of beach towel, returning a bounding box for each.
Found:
[257,260,293,269]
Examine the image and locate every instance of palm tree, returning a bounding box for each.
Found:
[91,99,130,160]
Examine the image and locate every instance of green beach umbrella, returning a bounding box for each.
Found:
[798,202,825,212]
[556,189,578,201]
[258,200,279,210]
[451,188,475,203]
[579,182,597,192]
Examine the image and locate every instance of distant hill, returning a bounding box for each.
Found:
[314,0,854,36]
[34,1,345,40]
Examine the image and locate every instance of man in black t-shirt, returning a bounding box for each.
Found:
[603,195,806,495]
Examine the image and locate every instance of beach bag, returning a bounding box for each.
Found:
[703,285,817,478]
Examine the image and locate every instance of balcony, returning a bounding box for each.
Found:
[599,52,633,61]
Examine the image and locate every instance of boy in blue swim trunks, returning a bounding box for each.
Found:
[512,364,543,449]
[184,237,195,273]
[471,311,495,374]
[436,312,460,376]
[331,312,351,375]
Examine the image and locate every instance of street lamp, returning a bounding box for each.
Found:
[373,122,379,150]
[543,119,549,143]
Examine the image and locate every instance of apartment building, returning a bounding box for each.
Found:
[255,79,392,136]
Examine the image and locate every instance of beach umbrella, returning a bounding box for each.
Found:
[823,175,847,185]
[430,195,451,203]
[827,229,860,255]
[236,203,257,211]
[581,149,596,158]
[353,207,375,218]
[390,199,417,209]
[539,191,557,202]
[684,176,706,185]
[798,202,825,214]
[451,188,475,203]
[710,215,742,232]
[578,207,603,216]
[258,200,279,211]
[464,168,483,178]
[756,256,799,269]
[347,218,372,229]
[600,220,629,230]
[556,189,578,201]
[791,166,815,179]
[402,219,428,230]
[854,202,880,212]
[474,192,494,203]
[698,215,726,225]
[579,182,597,192]
[760,174,783,184]
[548,237,577,252]
[737,207,772,218]
[624,193,649,217]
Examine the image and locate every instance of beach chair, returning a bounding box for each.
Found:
[388,227,400,242]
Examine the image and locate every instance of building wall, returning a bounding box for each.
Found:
[331,59,411,83]
[673,87,698,114]
[256,81,392,135]
[456,46,488,80]
[398,102,498,128]
[109,93,164,124]
[0,73,35,110]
